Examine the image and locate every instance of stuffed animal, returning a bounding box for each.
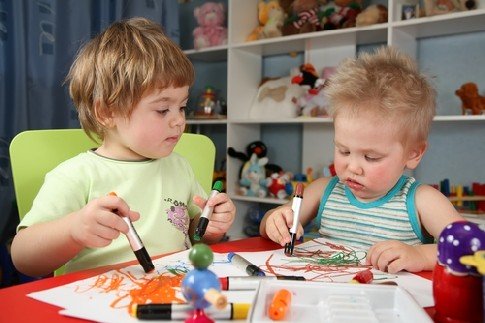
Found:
[193,2,228,49]
[246,0,285,41]
[282,0,322,36]
[356,4,388,27]
[321,0,362,30]
[455,82,485,115]
[267,172,293,199]
[239,153,270,198]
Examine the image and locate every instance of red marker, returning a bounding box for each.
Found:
[351,269,374,284]
[268,288,292,321]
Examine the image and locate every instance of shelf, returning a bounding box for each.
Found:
[231,25,388,57]
[186,118,227,125]
[228,117,333,124]
[391,9,485,39]
[433,115,485,122]
[184,46,228,62]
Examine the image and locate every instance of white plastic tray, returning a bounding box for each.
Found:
[248,280,432,323]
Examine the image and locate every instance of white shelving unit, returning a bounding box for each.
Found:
[185,0,485,239]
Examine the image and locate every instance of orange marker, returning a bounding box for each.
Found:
[268,289,291,321]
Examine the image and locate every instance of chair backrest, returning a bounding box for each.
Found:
[10,129,216,221]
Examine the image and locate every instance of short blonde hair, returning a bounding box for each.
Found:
[67,17,194,139]
[325,46,436,144]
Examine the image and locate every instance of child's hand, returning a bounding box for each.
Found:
[70,195,140,249]
[194,192,235,241]
[366,240,429,273]
[261,205,304,247]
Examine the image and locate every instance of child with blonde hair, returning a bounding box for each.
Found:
[12,18,235,276]
[260,46,463,273]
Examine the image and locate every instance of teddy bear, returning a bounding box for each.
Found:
[355,4,388,27]
[455,82,485,115]
[246,0,286,41]
[193,2,228,49]
[321,0,362,30]
[282,0,323,36]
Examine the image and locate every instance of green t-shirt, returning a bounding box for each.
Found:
[18,150,206,273]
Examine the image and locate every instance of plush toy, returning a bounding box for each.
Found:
[193,2,228,49]
[239,153,269,198]
[455,82,485,115]
[228,141,282,178]
[321,0,362,30]
[246,0,285,41]
[356,4,388,27]
[282,0,322,36]
[249,75,307,119]
[267,172,293,199]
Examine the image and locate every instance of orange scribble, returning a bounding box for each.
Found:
[74,273,126,293]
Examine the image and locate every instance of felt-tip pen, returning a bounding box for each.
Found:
[108,192,154,273]
[219,275,305,291]
[227,252,265,276]
[129,302,250,320]
[284,183,304,256]
[194,180,223,241]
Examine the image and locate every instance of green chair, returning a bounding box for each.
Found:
[9,129,215,275]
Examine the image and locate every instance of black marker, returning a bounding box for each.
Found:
[227,252,265,276]
[194,181,223,241]
[109,192,154,273]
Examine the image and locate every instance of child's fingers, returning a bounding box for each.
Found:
[269,212,292,246]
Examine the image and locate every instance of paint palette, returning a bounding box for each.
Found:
[248,280,432,322]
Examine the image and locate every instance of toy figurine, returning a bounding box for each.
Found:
[181,243,227,323]
[195,86,218,117]
[433,221,485,323]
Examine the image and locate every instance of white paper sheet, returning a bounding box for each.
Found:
[28,238,433,322]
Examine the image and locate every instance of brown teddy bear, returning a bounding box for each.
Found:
[455,82,485,115]
[282,0,323,36]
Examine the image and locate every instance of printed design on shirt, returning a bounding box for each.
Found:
[165,198,190,249]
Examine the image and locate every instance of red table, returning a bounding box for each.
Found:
[0,237,434,321]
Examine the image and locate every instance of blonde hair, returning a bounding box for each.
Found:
[325,46,436,144]
[66,17,194,140]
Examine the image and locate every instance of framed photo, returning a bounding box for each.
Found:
[401,4,419,19]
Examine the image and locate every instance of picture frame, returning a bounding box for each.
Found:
[401,3,419,20]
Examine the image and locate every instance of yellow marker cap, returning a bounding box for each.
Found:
[232,303,251,320]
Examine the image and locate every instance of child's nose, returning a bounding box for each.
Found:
[169,113,185,127]
[348,158,363,175]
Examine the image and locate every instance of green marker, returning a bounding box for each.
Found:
[194,181,223,241]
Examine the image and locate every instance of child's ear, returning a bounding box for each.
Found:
[94,100,115,128]
[405,141,427,170]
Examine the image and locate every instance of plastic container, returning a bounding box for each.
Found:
[248,280,432,323]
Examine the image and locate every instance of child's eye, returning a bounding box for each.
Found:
[365,156,381,162]
[339,150,350,156]
[157,109,169,116]
[180,106,186,113]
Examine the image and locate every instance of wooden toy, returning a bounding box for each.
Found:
[181,243,227,323]
[433,221,485,322]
